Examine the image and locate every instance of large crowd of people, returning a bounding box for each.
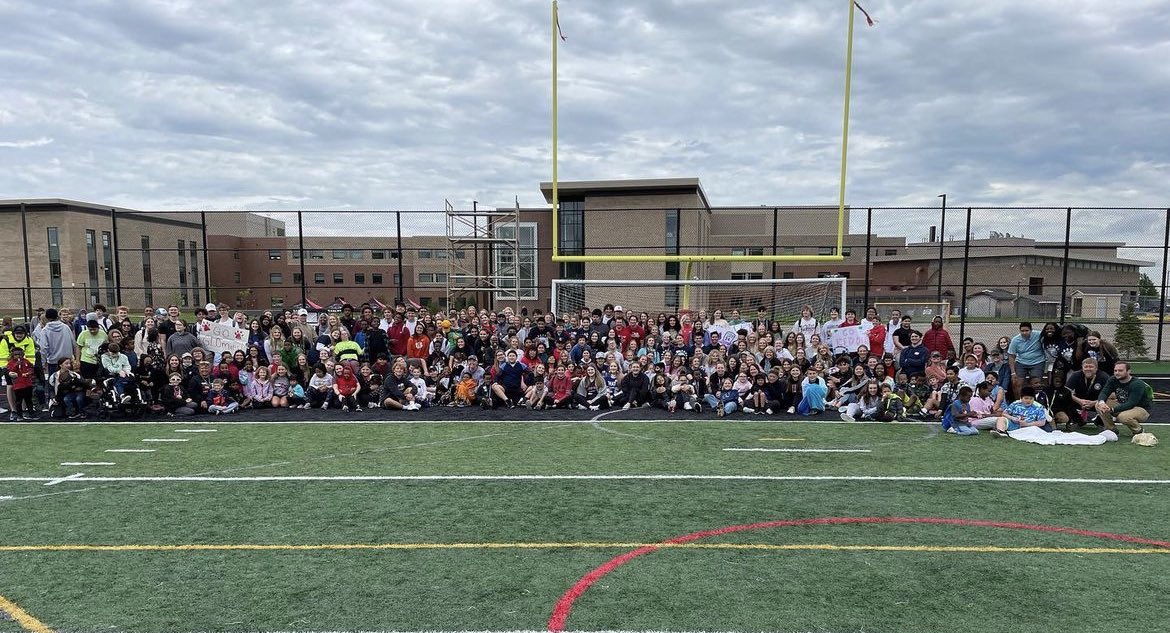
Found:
[0,300,1150,439]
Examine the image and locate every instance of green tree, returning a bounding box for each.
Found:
[1114,302,1149,359]
[1138,273,1158,298]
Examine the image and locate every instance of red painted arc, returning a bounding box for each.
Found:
[547,516,1170,632]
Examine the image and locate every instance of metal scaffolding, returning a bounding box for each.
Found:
[445,199,521,312]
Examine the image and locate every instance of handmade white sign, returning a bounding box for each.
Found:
[197,322,248,356]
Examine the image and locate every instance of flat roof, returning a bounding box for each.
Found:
[539,177,711,210]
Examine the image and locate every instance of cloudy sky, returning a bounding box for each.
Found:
[1,0,1168,242]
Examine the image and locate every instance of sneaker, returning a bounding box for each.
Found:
[694,403,702,414]
[342,405,350,412]
[946,427,957,434]
[355,406,363,412]
[717,406,725,418]
[120,395,131,404]
[22,413,36,421]
[0,406,7,414]
[589,405,600,411]
[68,412,81,419]
[840,413,855,422]
[765,408,773,415]
[622,403,631,410]
[742,406,755,414]
[368,402,379,409]
[577,404,587,411]
[683,402,693,411]
[990,429,1009,438]
[786,406,796,414]
[8,413,17,422]
[321,402,329,410]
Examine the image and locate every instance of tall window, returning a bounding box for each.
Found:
[141,236,153,307]
[101,232,115,305]
[188,240,200,304]
[495,222,538,300]
[665,209,680,308]
[47,228,63,306]
[1029,277,1044,296]
[177,240,188,307]
[86,230,100,305]
[557,200,585,309]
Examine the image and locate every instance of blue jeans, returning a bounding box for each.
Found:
[61,392,86,415]
[722,401,738,415]
[953,423,979,436]
[704,394,720,410]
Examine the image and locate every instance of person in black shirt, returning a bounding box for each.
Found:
[1065,357,1107,427]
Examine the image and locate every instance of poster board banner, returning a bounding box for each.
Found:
[825,324,869,353]
[707,324,742,349]
[197,322,248,356]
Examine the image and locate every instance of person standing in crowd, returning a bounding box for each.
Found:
[922,316,955,360]
[1007,322,1045,392]
[165,320,200,358]
[898,332,930,378]
[34,308,79,377]
[1094,361,1151,437]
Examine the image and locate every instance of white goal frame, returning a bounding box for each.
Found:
[551,277,847,317]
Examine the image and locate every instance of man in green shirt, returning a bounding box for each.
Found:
[1095,361,1151,436]
[76,319,108,380]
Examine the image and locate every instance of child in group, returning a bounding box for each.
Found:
[574,364,608,411]
[874,383,904,422]
[308,363,334,410]
[942,385,979,436]
[548,365,575,408]
[243,366,274,409]
[271,364,292,409]
[841,381,882,422]
[716,377,741,418]
[744,373,768,414]
[51,359,89,419]
[6,347,37,420]
[991,386,1050,438]
[650,372,674,412]
[365,372,384,409]
[671,370,700,412]
[402,385,422,411]
[408,365,431,406]
[524,369,550,409]
[161,372,197,416]
[206,378,239,415]
[333,365,362,412]
[797,368,827,416]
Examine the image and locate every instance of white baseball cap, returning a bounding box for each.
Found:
[298,308,309,316]
[205,303,217,312]
[614,305,624,312]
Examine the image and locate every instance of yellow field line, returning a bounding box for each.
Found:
[0,592,55,633]
[1,542,1168,555]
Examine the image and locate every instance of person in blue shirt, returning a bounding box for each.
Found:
[898,331,929,379]
[943,385,978,435]
[1007,322,1046,393]
[991,386,1050,437]
[489,349,528,409]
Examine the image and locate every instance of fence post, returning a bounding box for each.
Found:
[395,211,405,306]
[200,212,211,304]
[959,208,972,344]
[937,194,946,302]
[863,208,872,310]
[110,208,123,306]
[297,211,308,310]
[1158,209,1170,361]
[1059,208,1072,321]
[19,203,32,322]
[771,207,779,314]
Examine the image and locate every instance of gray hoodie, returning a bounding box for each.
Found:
[35,320,76,363]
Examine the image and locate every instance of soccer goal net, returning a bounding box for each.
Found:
[551,277,847,323]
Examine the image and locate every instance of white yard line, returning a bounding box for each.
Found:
[59,462,115,466]
[2,474,1169,484]
[724,448,873,453]
[104,449,156,453]
[141,438,190,442]
[174,429,218,433]
[43,472,85,487]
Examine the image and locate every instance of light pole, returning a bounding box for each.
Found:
[937,193,946,303]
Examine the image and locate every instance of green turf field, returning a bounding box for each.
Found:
[1,418,1168,633]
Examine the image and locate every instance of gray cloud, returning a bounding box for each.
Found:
[1,0,1167,243]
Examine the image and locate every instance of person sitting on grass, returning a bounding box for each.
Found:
[402,385,422,411]
[671,370,700,412]
[841,380,881,422]
[381,361,409,411]
[745,373,769,414]
[206,378,239,415]
[1094,361,1151,437]
[101,343,133,403]
[51,358,88,419]
[548,364,575,409]
[650,372,675,412]
[967,381,1004,430]
[333,364,362,412]
[991,385,1049,437]
[271,364,292,409]
[308,363,334,410]
[524,366,550,410]
[616,361,651,409]
[575,364,608,411]
[160,372,196,416]
[943,385,978,436]
[490,349,527,409]
[873,383,904,422]
[797,367,827,415]
[715,376,741,418]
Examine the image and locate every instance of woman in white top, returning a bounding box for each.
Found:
[792,305,819,341]
[957,353,986,387]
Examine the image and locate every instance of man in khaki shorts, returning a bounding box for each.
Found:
[1094,361,1151,436]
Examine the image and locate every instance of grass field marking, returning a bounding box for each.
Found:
[723,448,872,453]
[547,516,1170,632]
[3,542,1170,555]
[0,591,55,633]
[141,438,189,442]
[42,473,84,487]
[58,462,114,466]
[6,474,1170,484]
[103,449,155,453]
[758,437,806,441]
